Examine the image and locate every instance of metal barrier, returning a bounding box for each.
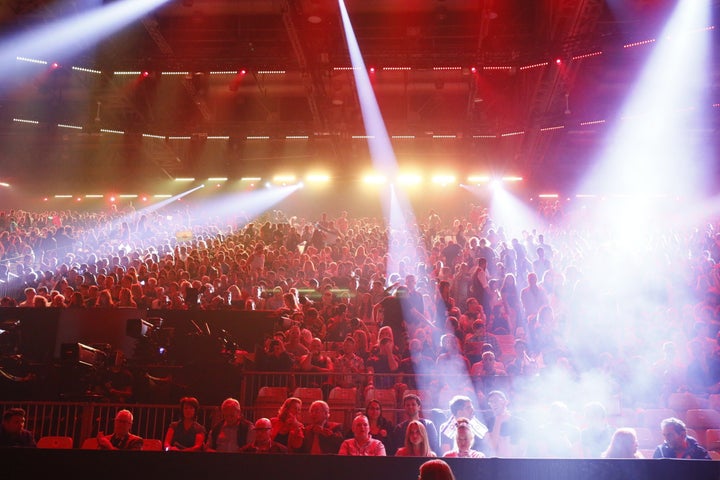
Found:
[0,371,501,445]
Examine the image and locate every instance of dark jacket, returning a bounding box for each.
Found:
[653,436,711,459]
[293,421,344,454]
[99,433,143,450]
[0,427,37,448]
[239,441,288,453]
[208,418,254,451]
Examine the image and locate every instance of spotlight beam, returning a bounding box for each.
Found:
[339,0,426,278]
[1,0,172,83]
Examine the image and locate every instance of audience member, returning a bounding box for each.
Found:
[395,419,436,457]
[442,418,485,458]
[580,401,613,459]
[163,396,206,451]
[418,459,456,480]
[601,427,643,459]
[393,393,439,455]
[0,408,36,448]
[653,417,710,459]
[270,397,304,449]
[239,418,289,453]
[367,336,400,389]
[205,398,254,453]
[97,409,143,450]
[485,390,527,458]
[294,400,344,454]
[438,394,488,455]
[365,399,395,455]
[338,414,386,456]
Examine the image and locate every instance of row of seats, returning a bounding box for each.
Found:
[254,387,430,423]
[36,436,163,450]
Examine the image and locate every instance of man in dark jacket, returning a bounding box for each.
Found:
[293,400,344,454]
[653,417,710,459]
[0,408,36,448]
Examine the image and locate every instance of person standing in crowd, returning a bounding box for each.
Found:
[163,396,206,451]
[239,418,289,454]
[97,409,143,450]
[205,398,254,453]
[373,285,416,355]
[338,414,386,456]
[653,417,710,459]
[0,408,36,448]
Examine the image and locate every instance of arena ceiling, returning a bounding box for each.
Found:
[0,0,718,194]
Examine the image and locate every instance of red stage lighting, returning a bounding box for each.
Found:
[470,67,477,73]
[141,71,149,78]
[51,62,60,69]
[555,58,562,65]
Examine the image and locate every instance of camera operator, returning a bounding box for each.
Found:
[94,350,135,403]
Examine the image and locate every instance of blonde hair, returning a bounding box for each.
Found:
[401,420,433,456]
[277,397,302,422]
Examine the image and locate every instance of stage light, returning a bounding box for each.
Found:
[555,58,562,65]
[141,71,149,78]
[306,173,330,183]
[397,173,422,186]
[363,174,386,185]
[467,175,490,184]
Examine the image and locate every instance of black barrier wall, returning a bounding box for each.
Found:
[2,450,720,480]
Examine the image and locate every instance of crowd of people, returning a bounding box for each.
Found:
[0,198,719,460]
[1,395,711,459]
